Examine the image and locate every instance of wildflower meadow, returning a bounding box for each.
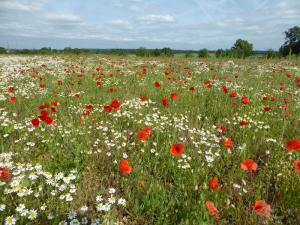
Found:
[0,55,299,225]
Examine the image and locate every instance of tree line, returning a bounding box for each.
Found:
[1,26,299,58]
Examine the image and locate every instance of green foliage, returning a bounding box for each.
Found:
[231,39,254,58]
[265,49,281,59]
[280,26,300,56]
[198,49,209,58]
[135,47,150,57]
[160,47,174,57]
[0,47,6,54]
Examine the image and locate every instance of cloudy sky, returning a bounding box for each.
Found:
[0,0,299,50]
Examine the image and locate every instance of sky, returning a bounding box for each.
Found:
[0,0,299,50]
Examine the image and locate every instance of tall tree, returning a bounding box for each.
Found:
[280,26,300,56]
[231,39,253,58]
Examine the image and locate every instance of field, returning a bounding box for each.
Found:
[0,55,299,225]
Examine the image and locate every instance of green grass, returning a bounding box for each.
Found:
[0,55,299,225]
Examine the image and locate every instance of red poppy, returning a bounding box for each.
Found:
[218,125,226,133]
[161,98,168,106]
[136,130,149,142]
[31,118,40,128]
[170,93,179,100]
[110,100,122,110]
[119,159,132,174]
[39,103,51,110]
[0,167,11,181]
[205,200,220,220]
[8,86,14,93]
[8,97,16,102]
[264,107,272,111]
[85,104,94,111]
[104,105,112,112]
[189,86,196,92]
[44,116,54,125]
[141,127,154,135]
[240,159,258,171]
[239,121,249,126]
[286,140,300,151]
[140,96,148,101]
[293,160,300,174]
[208,176,220,190]
[154,82,161,88]
[222,138,233,149]
[251,200,271,217]
[57,80,62,85]
[52,101,59,107]
[230,92,238,98]
[170,143,184,156]
[241,96,249,104]
[222,86,228,94]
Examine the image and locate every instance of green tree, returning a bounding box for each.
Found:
[0,47,6,54]
[231,39,253,58]
[136,47,150,57]
[280,26,300,56]
[152,48,161,57]
[266,49,281,59]
[198,49,209,58]
[160,47,174,57]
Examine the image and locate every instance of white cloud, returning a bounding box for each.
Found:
[46,14,83,23]
[0,0,45,12]
[137,14,174,25]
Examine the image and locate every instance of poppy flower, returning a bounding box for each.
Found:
[230,92,238,98]
[222,138,233,149]
[140,96,148,101]
[119,159,132,174]
[222,86,228,94]
[293,160,300,174]
[205,200,220,220]
[0,167,11,181]
[170,143,184,156]
[141,127,154,135]
[44,116,54,125]
[136,130,149,142]
[161,98,168,106]
[241,96,249,104]
[154,82,161,88]
[85,104,94,111]
[251,200,271,217]
[8,97,16,102]
[170,93,179,100]
[208,176,220,190]
[110,100,122,110]
[7,86,14,93]
[264,107,272,111]
[189,86,196,92]
[240,121,249,126]
[52,101,59,107]
[104,105,112,112]
[57,80,62,85]
[218,125,226,133]
[240,159,258,171]
[286,140,300,151]
[31,118,40,128]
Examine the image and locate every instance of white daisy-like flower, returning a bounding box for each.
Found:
[5,215,17,225]
[28,209,38,220]
[0,204,6,211]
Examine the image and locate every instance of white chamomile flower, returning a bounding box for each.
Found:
[5,215,17,225]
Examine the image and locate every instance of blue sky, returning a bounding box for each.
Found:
[0,0,299,50]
